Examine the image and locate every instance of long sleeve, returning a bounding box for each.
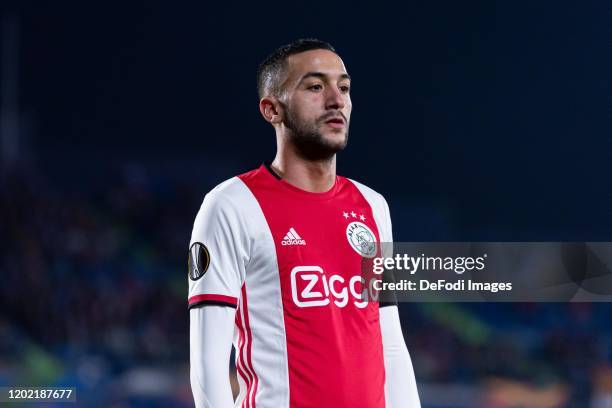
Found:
[190,305,236,408]
[380,305,421,408]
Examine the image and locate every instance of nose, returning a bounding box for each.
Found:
[325,86,345,110]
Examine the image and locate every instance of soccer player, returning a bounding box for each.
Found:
[189,39,421,408]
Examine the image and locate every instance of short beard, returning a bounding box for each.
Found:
[283,105,349,162]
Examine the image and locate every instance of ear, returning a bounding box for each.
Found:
[259,97,283,125]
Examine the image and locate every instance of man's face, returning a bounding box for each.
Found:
[279,49,352,160]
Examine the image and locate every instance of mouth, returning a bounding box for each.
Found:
[324,117,345,129]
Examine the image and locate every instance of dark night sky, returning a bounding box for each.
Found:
[7,1,612,240]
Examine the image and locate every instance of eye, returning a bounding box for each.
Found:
[339,85,350,93]
[308,84,323,92]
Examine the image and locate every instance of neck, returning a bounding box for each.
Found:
[271,142,337,193]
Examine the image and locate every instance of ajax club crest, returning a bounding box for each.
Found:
[346,221,377,258]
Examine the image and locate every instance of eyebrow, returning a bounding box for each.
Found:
[298,71,351,84]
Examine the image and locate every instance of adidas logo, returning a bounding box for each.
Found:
[281,227,306,246]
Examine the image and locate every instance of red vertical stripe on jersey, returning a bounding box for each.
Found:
[235,308,251,408]
[241,285,259,408]
[236,285,258,408]
[236,305,253,408]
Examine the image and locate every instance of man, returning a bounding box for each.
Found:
[189,39,420,408]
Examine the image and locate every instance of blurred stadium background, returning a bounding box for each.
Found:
[2,2,612,407]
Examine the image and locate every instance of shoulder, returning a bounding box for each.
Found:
[204,176,250,206]
[345,177,388,207]
[194,176,257,226]
[202,166,267,206]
